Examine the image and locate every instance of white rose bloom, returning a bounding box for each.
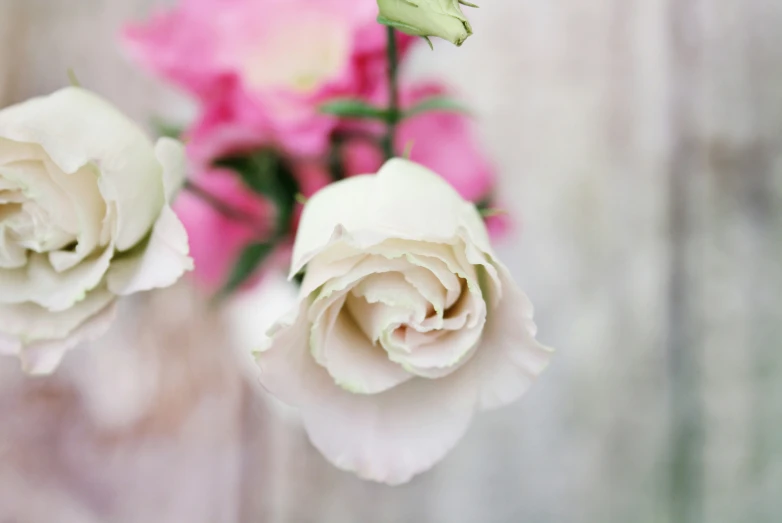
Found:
[256,158,551,484]
[0,87,192,374]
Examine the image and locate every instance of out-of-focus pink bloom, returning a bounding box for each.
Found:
[174,170,272,291]
[124,0,415,158]
[342,83,505,228]
[176,160,331,291]
[483,205,513,239]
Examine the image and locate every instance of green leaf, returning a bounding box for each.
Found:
[215,153,276,195]
[221,242,275,296]
[320,99,389,120]
[214,150,300,235]
[405,96,471,118]
[475,196,493,212]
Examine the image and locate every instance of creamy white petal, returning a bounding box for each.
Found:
[0,158,80,238]
[44,158,107,271]
[106,205,192,296]
[309,293,345,367]
[351,272,428,322]
[256,305,478,484]
[306,255,414,323]
[0,137,39,164]
[391,289,485,377]
[469,263,553,410]
[299,251,366,298]
[400,264,447,315]
[255,301,322,407]
[19,301,117,375]
[291,159,493,276]
[0,246,113,310]
[347,294,410,343]
[321,309,412,394]
[367,240,469,307]
[0,87,165,250]
[154,137,187,201]
[300,373,476,485]
[0,286,114,342]
[0,226,27,269]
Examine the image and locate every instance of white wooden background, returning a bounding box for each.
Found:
[1,0,782,522]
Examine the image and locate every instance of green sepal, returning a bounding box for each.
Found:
[220,242,275,296]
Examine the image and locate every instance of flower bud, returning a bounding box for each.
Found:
[377,0,475,47]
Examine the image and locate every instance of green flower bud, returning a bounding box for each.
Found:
[377,0,476,47]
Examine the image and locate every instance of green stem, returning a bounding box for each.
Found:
[381,26,400,160]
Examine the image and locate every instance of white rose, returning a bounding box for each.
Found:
[256,158,551,484]
[0,87,192,374]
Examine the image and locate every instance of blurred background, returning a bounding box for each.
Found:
[2,0,782,522]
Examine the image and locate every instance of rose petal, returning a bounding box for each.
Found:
[0,246,113,311]
[0,156,80,239]
[300,372,476,485]
[290,159,493,276]
[365,239,468,307]
[390,287,485,378]
[106,205,193,296]
[0,220,27,270]
[256,304,478,485]
[154,137,187,201]
[255,301,321,407]
[0,286,114,342]
[0,87,165,250]
[0,137,39,164]
[321,307,412,394]
[399,264,446,316]
[351,272,428,321]
[469,263,553,410]
[306,255,414,323]
[346,294,410,343]
[19,300,118,375]
[44,157,108,271]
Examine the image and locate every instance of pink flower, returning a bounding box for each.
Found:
[176,160,331,292]
[340,83,508,235]
[124,0,414,158]
[174,169,272,291]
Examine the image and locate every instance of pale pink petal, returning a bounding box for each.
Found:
[0,247,113,311]
[106,205,193,295]
[19,300,118,375]
[300,373,475,485]
[470,263,553,410]
[0,287,114,343]
[124,0,412,157]
[321,308,412,394]
[256,305,478,484]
